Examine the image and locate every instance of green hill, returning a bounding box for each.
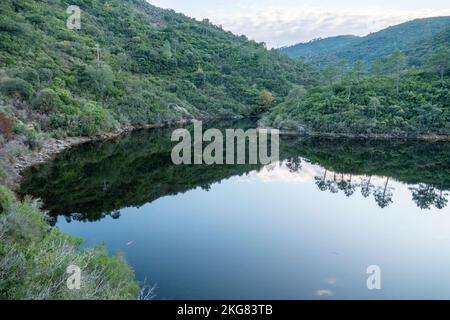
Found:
[281,16,450,66]
[0,0,311,139]
[279,35,359,60]
[405,26,450,66]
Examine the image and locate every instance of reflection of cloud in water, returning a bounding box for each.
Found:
[326,277,338,285]
[316,289,334,297]
[239,160,388,185]
[240,161,323,184]
[236,160,450,210]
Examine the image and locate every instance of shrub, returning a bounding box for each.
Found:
[258,90,275,108]
[0,78,33,100]
[0,19,24,34]
[18,68,40,86]
[192,69,206,87]
[38,68,53,83]
[51,128,67,140]
[0,185,15,215]
[31,88,61,113]
[167,83,178,93]
[0,191,140,300]
[24,129,44,151]
[0,112,14,139]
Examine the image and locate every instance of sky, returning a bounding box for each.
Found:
[148,0,450,48]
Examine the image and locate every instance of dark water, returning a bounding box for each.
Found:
[20,121,450,299]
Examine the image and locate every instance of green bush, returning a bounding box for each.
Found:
[38,68,53,83]
[0,186,140,300]
[24,129,45,151]
[32,89,61,113]
[0,78,33,100]
[18,68,40,86]
[76,102,119,136]
[0,185,15,214]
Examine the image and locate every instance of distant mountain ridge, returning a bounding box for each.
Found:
[279,35,359,59]
[280,16,450,66]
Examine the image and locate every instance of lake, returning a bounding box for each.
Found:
[19,120,450,299]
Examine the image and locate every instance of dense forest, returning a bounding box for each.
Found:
[263,50,450,135]
[273,17,450,136]
[0,0,312,145]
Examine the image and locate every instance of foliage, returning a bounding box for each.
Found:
[0,0,312,137]
[258,90,275,109]
[267,48,450,135]
[0,185,139,299]
[429,46,450,81]
[280,35,359,59]
[0,77,33,100]
[31,89,61,113]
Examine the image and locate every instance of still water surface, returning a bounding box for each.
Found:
[20,121,450,299]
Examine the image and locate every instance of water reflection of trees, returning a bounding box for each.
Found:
[20,124,450,223]
[282,137,450,211]
[311,168,447,210]
[410,184,448,210]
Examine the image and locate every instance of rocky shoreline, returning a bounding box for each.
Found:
[12,136,90,175]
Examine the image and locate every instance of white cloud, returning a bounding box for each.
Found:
[205,6,450,48]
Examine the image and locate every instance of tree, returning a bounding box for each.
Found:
[84,63,115,96]
[410,184,439,210]
[315,169,328,191]
[435,190,448,210]
[368,97,381,122]
[386,49,407,94]
[361,176,374,198]
[374,177,393,208]
[161,40,173,60]
[285,157,302,172]
[342,71,357,101]
[370,59,386,78]
[352,60,365,81]
[429,47,450,81]
[287,85,307,101]
[322,65,339,86]
[192,68,206,87]
[32,88,61,113]
[343,175,356,197]
[258,90,275,108]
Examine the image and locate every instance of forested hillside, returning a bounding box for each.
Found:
[269,16,450,136]
[263,48,450,136]
[279,35,358,60]
[0,0,312,143]
[281,17,450,67]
